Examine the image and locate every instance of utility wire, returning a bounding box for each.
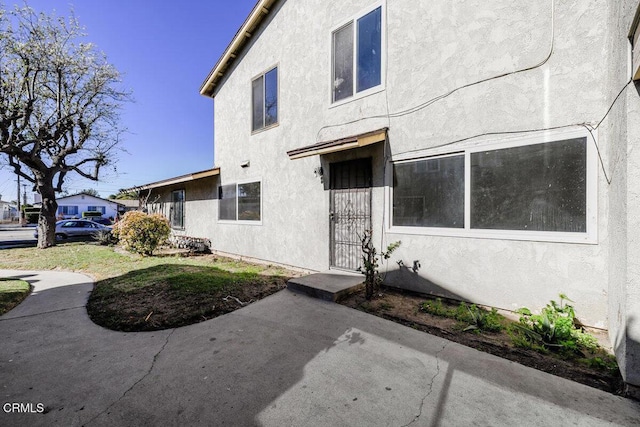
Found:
[317,0,555,142]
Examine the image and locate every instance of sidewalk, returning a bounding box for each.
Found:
[1,269,639,426]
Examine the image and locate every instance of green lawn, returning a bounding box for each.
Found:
[0,278,31,316]
[0,243,296,330]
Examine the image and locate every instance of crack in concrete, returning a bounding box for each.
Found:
[0,305,86,321]
[81,328,176,426]
[401,341,448,427]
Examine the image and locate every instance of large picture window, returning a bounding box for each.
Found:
[219,181,261,222]
[171,189,185,229]
[391,134,595,243]
[332,5,382,103]
[471,139,586,232]
[252,67,278,132]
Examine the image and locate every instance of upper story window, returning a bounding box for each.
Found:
[332,5,382,103]
[252,67,278,132]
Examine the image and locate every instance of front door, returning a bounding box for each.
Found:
[330,158,372,270]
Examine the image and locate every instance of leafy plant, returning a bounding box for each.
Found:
[512,294,600,355]
[463,304,504,333]
[420,298,451,317]
[580,356,619,372]
[357,229,400,300]
[92,229,117,246]
[112,211,170,255]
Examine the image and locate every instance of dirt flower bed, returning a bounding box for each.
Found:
[340,287,625,396]
[88,274,288,332]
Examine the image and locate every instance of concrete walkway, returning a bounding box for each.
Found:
[0,270,639,426]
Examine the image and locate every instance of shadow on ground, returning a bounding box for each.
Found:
[0,271,638,426]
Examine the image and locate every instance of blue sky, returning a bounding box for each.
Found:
[0,0,257,201]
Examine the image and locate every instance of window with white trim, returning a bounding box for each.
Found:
[252,67,278,132]
[393,155,464,228]
[87,206,106,215]
[391,134,595,242]
[332,4,382,103]
[58,205,78,216]
[218,181,261,222]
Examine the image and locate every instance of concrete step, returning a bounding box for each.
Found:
[287,271,364,302]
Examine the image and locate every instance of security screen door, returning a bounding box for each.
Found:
[329,158,372,270]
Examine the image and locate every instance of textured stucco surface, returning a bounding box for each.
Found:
[183,0,640,387]
[209,0,621,330]
[146,177,216,239]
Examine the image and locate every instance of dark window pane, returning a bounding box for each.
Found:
[172,190,185,228]
[238,182,261,221]
[470,138,587,232]
[219,184,237,221]
[333,22,353,102]
[252,76,264,131]
[357,7,381,92]
[264,68,278,127]
[393,156,465,228]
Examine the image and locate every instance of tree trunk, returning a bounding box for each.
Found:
[37,186,58,249]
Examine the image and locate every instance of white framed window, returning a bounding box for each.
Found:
[252,66,278,132]
[331,2,384,104]
[58,205,79,216]
[389,129,598,243]
[87,206,106,215]
[218,180,262,224]
[171,189,185,229]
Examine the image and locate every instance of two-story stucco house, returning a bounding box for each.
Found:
[132,0,640,395]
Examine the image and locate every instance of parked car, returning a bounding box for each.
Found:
[90,217,113,226]
[33,219,112,240]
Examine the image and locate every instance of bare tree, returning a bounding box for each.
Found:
[0,4,130,247]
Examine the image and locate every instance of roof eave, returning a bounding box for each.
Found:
[199,0,278,98]
[125,167,221,193]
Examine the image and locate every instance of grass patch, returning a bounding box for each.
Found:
[0,243,295,331]
[0,278,30,316]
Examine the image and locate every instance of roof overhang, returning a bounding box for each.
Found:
[200,0,279,98]
[127,167,220,192]
[630,3,640,80]
[286,128,388,160]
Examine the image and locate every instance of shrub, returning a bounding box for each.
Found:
[112,211,170,255]
[511,294,600,355]
[358,229,400,300]
[92,229,117,246]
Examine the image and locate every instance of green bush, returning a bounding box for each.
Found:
[112,211,170,255]
[92,228,117,246]
[511,294,599,354]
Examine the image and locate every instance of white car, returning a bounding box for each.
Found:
[33,219,112,240]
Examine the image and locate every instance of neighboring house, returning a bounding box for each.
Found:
[131,0,640,394]
[56,192,123,220]
[115,199,141,214]
[0,199,17,222]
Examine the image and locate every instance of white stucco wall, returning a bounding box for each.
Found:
[55,194,120,219]
[208,0,632,330]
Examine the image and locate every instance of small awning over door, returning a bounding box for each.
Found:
[286,128,387,160]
